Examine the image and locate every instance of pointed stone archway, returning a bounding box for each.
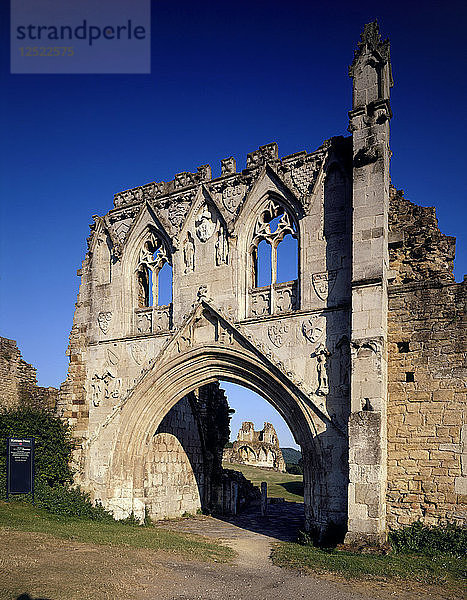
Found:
[58,23,396,545]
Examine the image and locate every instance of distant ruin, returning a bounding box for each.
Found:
[223,421,286,472]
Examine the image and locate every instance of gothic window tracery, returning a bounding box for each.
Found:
[136,234,173,308]
[249,199,299,316]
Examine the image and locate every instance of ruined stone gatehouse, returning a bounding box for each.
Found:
[223,421,286,472]
[57,22,466,544]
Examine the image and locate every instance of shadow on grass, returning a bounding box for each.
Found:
[278,481,304,496]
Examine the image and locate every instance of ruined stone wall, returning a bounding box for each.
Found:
[0,337,57,410]
[387,189,466,527]
[223,421,286,472]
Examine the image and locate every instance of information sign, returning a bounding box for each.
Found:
[7,437,35,498]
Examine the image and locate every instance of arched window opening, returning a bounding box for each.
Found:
[158,261,173,306]
[250,199,298,315]
[136,234,172,308]
[255,240,272,287]
[276,233,298,283]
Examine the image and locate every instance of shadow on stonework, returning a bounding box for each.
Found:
[216,500,305,542]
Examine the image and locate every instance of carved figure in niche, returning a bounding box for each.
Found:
[302,315,325,344]
[336,336,350,394]
[215,226,228,266]
[97,312,112,334]
[183,233,195,273]
[312,345,331,396]
[312,270,337,301]
[267,323,289,348]
[195,205,216,242]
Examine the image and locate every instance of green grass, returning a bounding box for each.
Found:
[222,461,303,502]
[0,500,233,562]
[272,541,466,591]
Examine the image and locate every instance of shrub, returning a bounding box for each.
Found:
[286,463,303,475]
[34,479,114,521]
[0,406,113,522]
[0,406,73,490]
[390,520,467,556]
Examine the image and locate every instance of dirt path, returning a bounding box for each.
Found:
[1,504,457,600]
[149,503,455,600]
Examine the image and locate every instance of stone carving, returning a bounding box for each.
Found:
[97,312,112,334]
[246,142,278,168]
[275,283,297,313]
[168,201,190,228]
[312,271,337,301]
[267,323,289,347]
[215,226,228,266]
[91,371,121,407]
[176,335,191,353]
[250,290,270,317]
[153,306,170,332]
[312,346,331,396]
[174,172,195,189]
[106,348,119,365]
[197,285,209,301]
[197,164,212,181]
[129,342,147,365]
[222,184,243,213]
[183,233,195,273]
[136,311,152,334]
[218,324,235,345]
[336,336,350,394]
[221,156,236,176]
[195,205,216,242]
[302,314,325,344]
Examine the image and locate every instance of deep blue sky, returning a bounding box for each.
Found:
[1,1,466,449]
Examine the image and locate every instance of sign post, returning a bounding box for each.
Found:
[6,437,35,502]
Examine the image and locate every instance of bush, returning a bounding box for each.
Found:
[0,406,113,522]
[0,406,73,490]
[390,520,467,556]
[286,463,303,475]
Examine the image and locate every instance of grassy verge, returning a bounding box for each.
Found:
[272,541,466,592]
[0,500,233,562]
[222,461,303,502]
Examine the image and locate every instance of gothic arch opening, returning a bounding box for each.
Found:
[102,342,348,542]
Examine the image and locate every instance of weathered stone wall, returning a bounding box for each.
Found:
[0,337,57,410]
[145,396,205,519]
[387,189,467,527]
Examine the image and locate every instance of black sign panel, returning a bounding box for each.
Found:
[7,437,34,495]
